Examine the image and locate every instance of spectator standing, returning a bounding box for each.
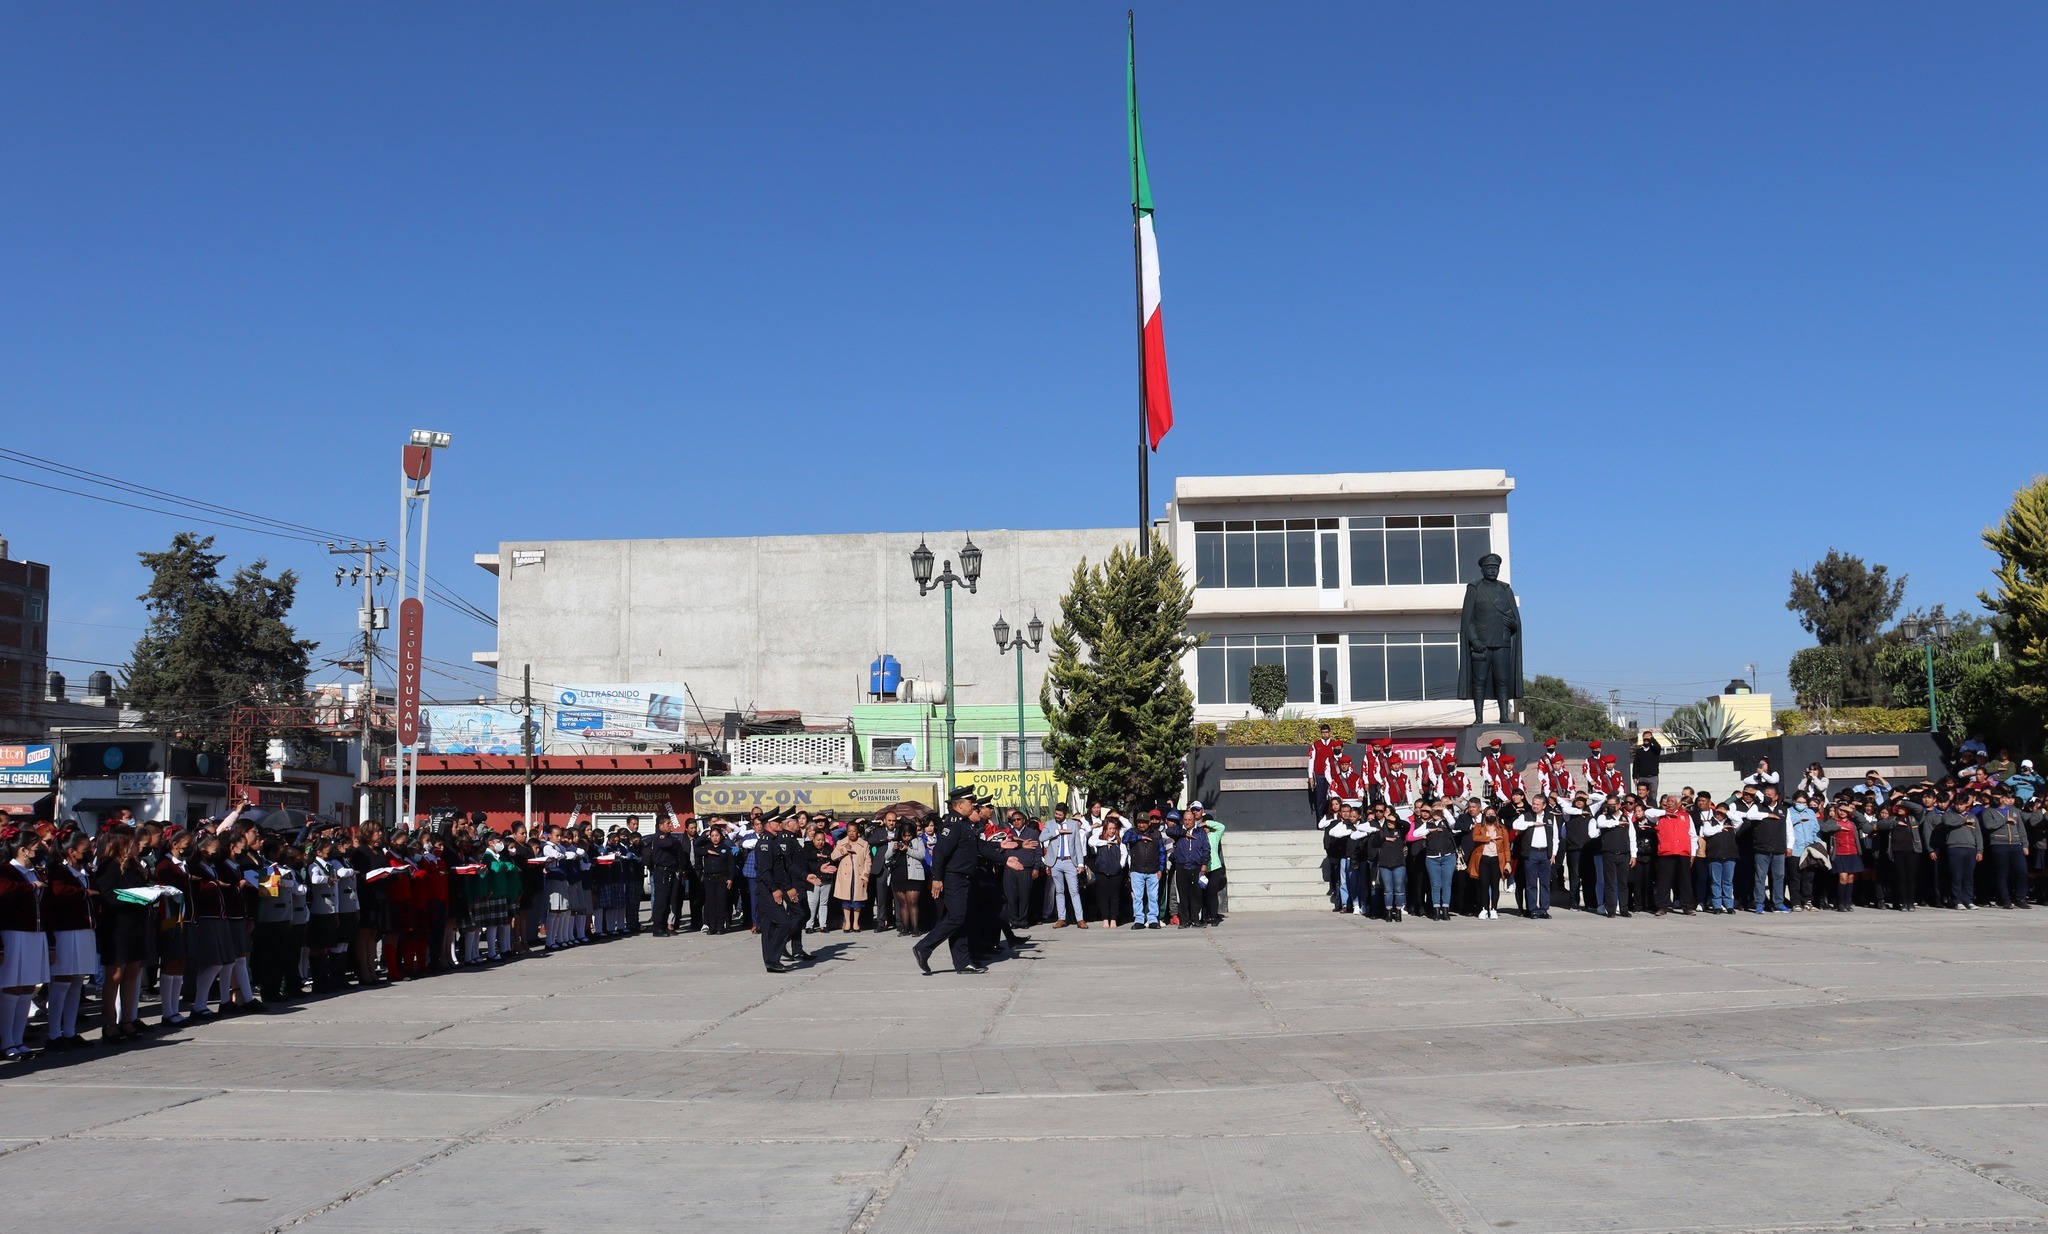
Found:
[1633,735,1662,799]
[1165,815,1210,928]
[1192,804,1227,926]
[1124,813,1166,930]
[1651,797,1697,916]
[1980,788,2031,910]
[1086,816,1126,926]
[1466,809,1510,920]
[1040,805,1086,929]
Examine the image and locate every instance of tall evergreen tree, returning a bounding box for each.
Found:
[124,532,317,750]
[1786,550,1906,705]
[1040,534,1200,811]
[1981,476,2048,729]
[1520,674,1624,741]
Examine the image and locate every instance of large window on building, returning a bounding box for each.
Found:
[1193,519,1340,589]
[1349,515,1492,587]
[1001,736,1052,770]
[1195,633,1339,705]
[1347,632,1460,702]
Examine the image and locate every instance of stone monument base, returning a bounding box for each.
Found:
[1455,720,1536,767]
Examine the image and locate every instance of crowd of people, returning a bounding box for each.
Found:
[1316,737,2048,923]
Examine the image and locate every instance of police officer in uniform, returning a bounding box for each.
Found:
[777,814,816,965]
[913,787,986,975]
[758,811,795,973]
[645,816,685,937]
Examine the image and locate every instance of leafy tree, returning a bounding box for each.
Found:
[1873,605,1996,742]
[1981,476,2048,740]
[124,533,318,752]
[1787,550,1906,705]
[1788,646,1850,708]
[1520,674,1623,741]
[1247,663,1289,719]
[1040,533,1201,811]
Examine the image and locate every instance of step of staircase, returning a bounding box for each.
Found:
[1219,831,1328,913]
[1656,760,1744,802]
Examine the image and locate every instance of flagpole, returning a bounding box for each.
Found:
[1130,9,1150,558]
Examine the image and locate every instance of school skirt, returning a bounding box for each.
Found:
[1833,853,1865,875]
[471,895,510,928]
[187,918,238,968]
[97,911,154,968]
[544,878,572,913]
[306,912,342,951]
[0,929,52,987]
[51,928,100,977]
[156,915,188,964]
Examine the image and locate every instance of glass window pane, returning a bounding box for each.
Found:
[1256,531,1287,587]
[1194,521,1223,532]
[1387,516,1420,529]
[1456,528,1492,581]
[1225,520,1253,532]
[1197,646,1225,704]
[1350,529,1385,586]
[1422,641,1459,700]
[1318,518,1339,530]
[1421,514,1455,528]
[1286,529,1316,586]
[1253,644,1285,665]
[1285,645,1313,702]
[1318,647,1338,705]
[1226,531,1255,587]
[1226,647,1253,703]
[1421,528,1458,584]
[1386,530,1422,585]
[1387,644,1424,701]
[1255,519,1284,531]
[1256,634,1285,647]
[1285,518,1314,530]
[1349,643,1386,702]
[1195,531,1224,588]
[1351,516,1384,530]
[1456,513,1489,527]
[1320,532,1340,589]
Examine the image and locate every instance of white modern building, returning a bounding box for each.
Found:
[471,469,1514,741]
[1165,470,1514,733]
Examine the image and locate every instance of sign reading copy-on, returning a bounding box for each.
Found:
[0,744,54,789]
[552,684,687,744]
[693,780,939,813]
[396,598,424,746]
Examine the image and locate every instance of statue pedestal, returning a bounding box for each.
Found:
[1456,720,1535,767]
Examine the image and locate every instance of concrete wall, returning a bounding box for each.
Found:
[485,528,1135,728]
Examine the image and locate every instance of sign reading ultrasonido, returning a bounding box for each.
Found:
[552,683,689,743]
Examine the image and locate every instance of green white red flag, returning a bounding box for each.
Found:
[1129,21,1173,451]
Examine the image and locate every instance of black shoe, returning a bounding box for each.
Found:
[1147,922,1162,930]
[764,964,792,974]
[959,964,989,974]
[912,947,933,975]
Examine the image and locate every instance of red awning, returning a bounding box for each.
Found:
[366,775,526,788]
[535,772,697,787]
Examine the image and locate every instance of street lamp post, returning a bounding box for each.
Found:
[910,535,981,795]
[1899,614,1953,733]
[994,612,1045,810]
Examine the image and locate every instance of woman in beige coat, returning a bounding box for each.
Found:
[830,827,874,932]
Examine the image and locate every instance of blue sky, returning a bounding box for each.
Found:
[3,2,2043,721]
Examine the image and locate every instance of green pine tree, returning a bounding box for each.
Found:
[1981,476,2048,737]
[1039,533,1201,811]
[124,532,318,751]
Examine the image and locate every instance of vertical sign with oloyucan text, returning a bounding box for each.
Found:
[396,597,424,746]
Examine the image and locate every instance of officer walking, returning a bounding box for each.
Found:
[645,814,684,937]
[758,812,795,973]
[913,787,986,975]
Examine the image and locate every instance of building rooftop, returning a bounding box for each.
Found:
[1172,470,1515,504]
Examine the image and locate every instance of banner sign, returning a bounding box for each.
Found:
[396,597,424,746]
[692,778,938,815]
[551,683,687,744]
[0,744,54,789]
[117,772,165,796]
[959,769,1072,814]
[422,706,539,756]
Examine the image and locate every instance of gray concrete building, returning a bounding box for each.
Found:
[474,528,1135,731]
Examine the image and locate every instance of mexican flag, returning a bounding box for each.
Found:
[1129,22,1174,451]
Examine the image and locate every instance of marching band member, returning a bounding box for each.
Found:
[1380,740,1411,810]
[1582,741,1609,798]
[1537,739,1574,800]
[1308,724,1343,818]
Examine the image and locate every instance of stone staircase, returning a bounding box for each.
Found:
[1655,760,1744,803]
[1220,830,1330,913]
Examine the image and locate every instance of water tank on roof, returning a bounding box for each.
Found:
[868,654,902,698]
[899,678,947,705]
[47,670,65,701]
[87,670,114,698]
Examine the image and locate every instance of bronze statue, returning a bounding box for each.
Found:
[1456,552,1521,724]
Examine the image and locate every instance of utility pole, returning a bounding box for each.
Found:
[521,663,536,830]
[331,541,393,826]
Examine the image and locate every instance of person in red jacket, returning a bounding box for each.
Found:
[1650,796,1697,916]
[1308,724,1343,817]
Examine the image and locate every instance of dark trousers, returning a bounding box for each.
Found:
[1792,860,1819,908]
[1988,846,2027,906]
[1601,852,1630,915]
[918,878,973,971]
[703,879,730,934]
[734,877,753,928]
[1887,852,1917,908]
[1631,854,1657,912]
[1201,867,1226,923]
[684,870,703,928]
[755,882,785,968]
[1579,848,1606,911]
[1655,855,1693,912]
[251,921,295,1000]
[649,869,681,931]
[1174,869,1203,923]
[1945,850,1978,905]
[1519,851,1553,915]
[1002,869,1034,928]
[1089,870,1123,923]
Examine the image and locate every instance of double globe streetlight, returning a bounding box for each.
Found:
[1898,613,1953,733]
[994,612,1045,810]
[910,535,981,794]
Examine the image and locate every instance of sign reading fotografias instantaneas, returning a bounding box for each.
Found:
[552,683,689,745]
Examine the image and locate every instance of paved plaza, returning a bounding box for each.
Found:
[4,908,2047,1234]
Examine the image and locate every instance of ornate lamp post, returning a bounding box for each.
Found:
[1898,614,1953,733]
[994,612,1045,810]
[911,535,981,794]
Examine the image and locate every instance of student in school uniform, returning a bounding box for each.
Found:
[0,828,52,1058]
[43,831,101,1050]
[94,829,157,1036]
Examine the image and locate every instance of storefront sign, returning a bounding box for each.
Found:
[0,744,54,789]
[117,772,165,796]
[423,705,538,756]
[960,769,1071,814]
[396,597,424,746]
[692,778,938,814]
[551,683,688,744]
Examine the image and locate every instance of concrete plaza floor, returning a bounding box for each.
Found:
[4,907,2047,1234]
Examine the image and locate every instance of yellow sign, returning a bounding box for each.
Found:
[692,778,938,815]
[960,769,1071,814]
